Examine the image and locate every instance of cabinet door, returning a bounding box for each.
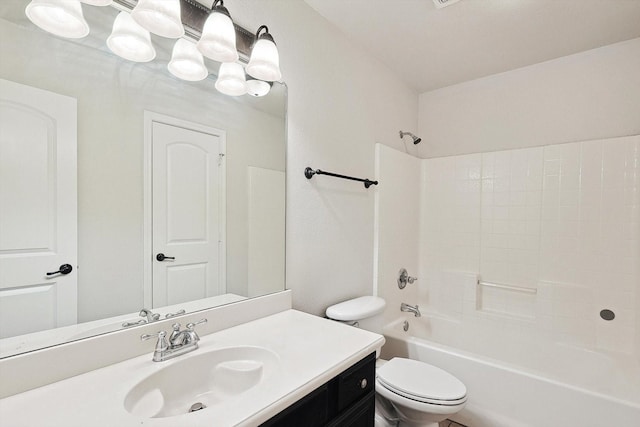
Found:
[326,390,375,427]
[337,353,376,412]
[259,384,329,427]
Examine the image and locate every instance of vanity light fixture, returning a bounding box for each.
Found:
[25,0,90,39]
[246,25,282,82]
[168,39,209,81]
[197,0,238,63]
[215,62,247,96]
[80,0,112,6]
[26,0,281,97]
[107,11,156,63]
[246,78,272,97]
[131,0,184,39]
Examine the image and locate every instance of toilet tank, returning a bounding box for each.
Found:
[325,296,386,334]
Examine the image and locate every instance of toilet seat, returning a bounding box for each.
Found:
[376,358,467,406]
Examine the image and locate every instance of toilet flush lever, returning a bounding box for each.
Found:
[397,268,417,289]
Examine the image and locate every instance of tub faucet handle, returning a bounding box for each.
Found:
[398,268,418,289]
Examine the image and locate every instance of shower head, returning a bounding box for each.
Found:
[399,130,422,145]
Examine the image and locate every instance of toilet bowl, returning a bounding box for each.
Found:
[325,297,467,427]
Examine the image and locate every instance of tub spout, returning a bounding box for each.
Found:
[400,303,421,317]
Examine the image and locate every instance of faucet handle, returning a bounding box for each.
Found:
[187,318,207,330]
[139,308,160,322]
[185,319,207,343]
[141,330,167,341]
[141,330,169,353]
[164,309,186,319]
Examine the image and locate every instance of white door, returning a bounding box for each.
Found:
[0,79,77,339]
[151,119,225,307]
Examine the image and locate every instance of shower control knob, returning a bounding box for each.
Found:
[398,268,417,289]
[359,378,367,389]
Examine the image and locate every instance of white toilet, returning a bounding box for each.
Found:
[326,296,467,427]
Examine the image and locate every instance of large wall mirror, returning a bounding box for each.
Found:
[0,1,286,358]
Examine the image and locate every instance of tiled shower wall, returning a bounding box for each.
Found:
[420,135,639,355]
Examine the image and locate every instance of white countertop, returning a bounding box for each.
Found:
[0,309,384,426]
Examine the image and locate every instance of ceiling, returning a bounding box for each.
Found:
[304,0,640,93]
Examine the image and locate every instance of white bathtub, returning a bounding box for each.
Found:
[380,315,640,427]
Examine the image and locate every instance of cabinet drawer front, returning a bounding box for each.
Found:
[337,352,376,412]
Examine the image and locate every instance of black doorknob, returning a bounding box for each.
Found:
[47,264,73,276]
[156,253,175,261]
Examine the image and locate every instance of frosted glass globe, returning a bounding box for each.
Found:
[215,62,247,97]
[25,0,90,39]
[107,12,156,63]
[168,39,209,81]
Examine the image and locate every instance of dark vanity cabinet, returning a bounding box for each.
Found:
[260,352,376,427]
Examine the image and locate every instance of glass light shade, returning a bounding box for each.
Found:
[246,79,271,97]
[80,0,112,5]
[215,62,247,97]
[131,0,184,39]
[107,12,156,63]
[246,38,282,82]
[25,0,90,39]
[197,11,238,63]
[168,39,208,81]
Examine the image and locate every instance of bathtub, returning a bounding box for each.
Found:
[380,315,640,427]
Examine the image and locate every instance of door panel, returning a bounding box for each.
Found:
[0,79,77,338]
[166,263,208,305]
[0,284,56,338]
[152,121,223,307]
[166,143,208,243]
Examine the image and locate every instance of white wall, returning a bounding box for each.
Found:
[230,1,419,315]
[374,144,421,322]
[418,37,640,158]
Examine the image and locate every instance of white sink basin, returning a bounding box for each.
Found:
[124,346,280,418]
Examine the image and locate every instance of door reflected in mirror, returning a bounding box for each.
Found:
[0,1,286,358]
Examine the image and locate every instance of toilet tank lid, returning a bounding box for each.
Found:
[325,296,386,321]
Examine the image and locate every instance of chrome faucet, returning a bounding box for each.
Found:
[122,308,159,327]
[400,303,421,317]
[141,318,207,362]
[139,308,161,323]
